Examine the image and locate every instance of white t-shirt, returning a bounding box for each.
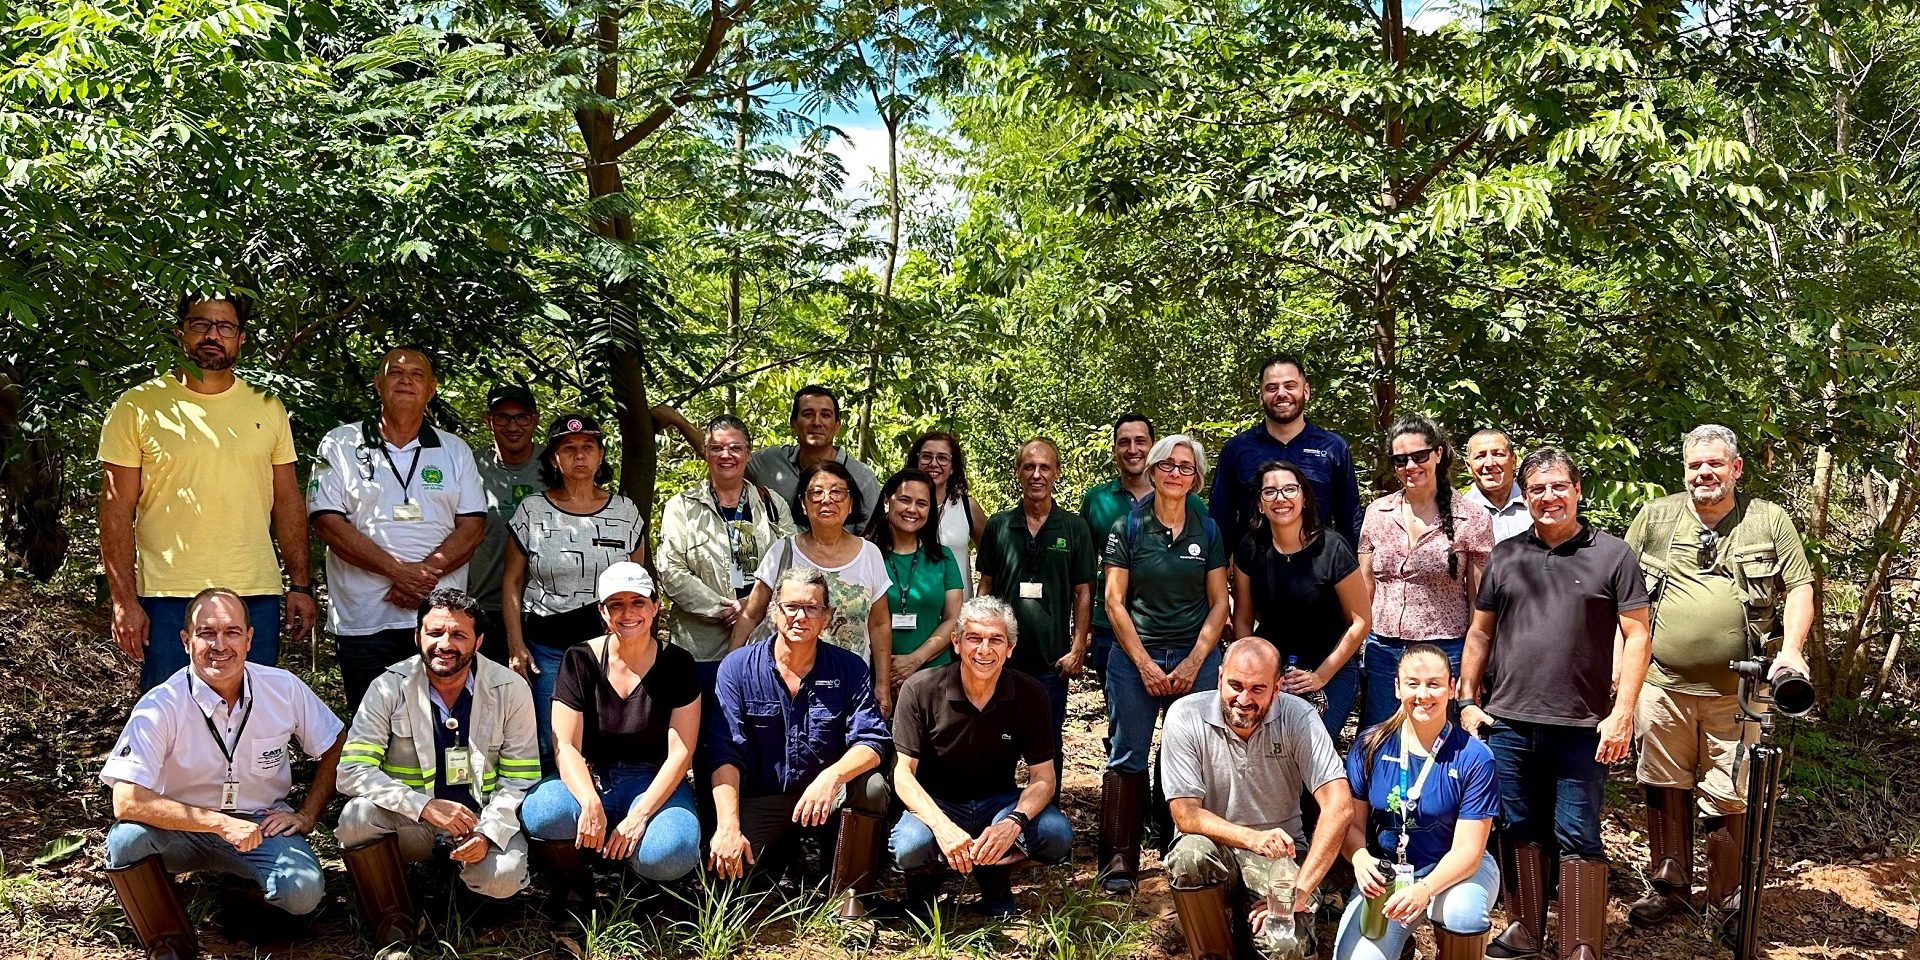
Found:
[309,420,487,635]
[507,492,646,618]
[752,536,892,661]
[101,665,344,816]
[937,494,975,599]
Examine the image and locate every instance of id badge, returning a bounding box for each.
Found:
[1019,581,1044,600]
[728,564,748,591]
[444,748,472,785]
[220,781,239,811]
[1392,862,1416,889]
[891,613,919,631]
[393,500,424,522]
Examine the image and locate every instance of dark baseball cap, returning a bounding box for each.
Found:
[487,385,536,411]
[545,413,604,443]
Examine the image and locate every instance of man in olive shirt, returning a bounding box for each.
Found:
[976,437,1094,779]
[468,385,541,664]
[1621,424,1812,933]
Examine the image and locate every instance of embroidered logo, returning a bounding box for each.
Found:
[1187,543,1201,557]
[422,466,445,486]
[567,418,584,432]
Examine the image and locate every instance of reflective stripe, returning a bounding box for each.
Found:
[496,759,540,772]
[344,741,388,756]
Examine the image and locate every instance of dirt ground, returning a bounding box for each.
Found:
[2,581,1916,958]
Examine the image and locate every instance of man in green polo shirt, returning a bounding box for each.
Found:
[976,437,1095,780]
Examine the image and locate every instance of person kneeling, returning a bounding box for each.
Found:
[100,588,344,959]
[335,589,541,957]
[707,566,893,918]
[889,596,1073,919]
[1161,637,1350,959]
[1332,643,1500,960]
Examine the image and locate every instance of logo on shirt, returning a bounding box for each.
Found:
[120,745,132,757]
[1001,733,1013,741]
[422,466,445,487]
[510,483,534,504]
[1187,543,1201,557]
[814,679,841,689]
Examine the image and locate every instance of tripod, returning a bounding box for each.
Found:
[1727,658,1809,960]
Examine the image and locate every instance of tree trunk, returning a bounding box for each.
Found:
[857,37,904,464]
[1367,0,1407,482]
[726,33,748,412]
[1806,33,1853,698]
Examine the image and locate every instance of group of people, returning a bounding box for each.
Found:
[93,294,1813,960]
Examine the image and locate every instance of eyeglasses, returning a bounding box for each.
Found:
[1259,484,1304,501]
[706,443,747,456]
[805,487,849,503]
[1389,448,1437,469]
[1524,482,1575,498]
[490,412,536,427]
[916,452,953,466]
[777,602,827,619]
[184,319,242,337]
[1154,461,1197,477]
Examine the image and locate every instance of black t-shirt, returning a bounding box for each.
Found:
[1233,529,1359,668]
[1476,522,1649,727]
[554,639,700,768]
[892,663,1057,803]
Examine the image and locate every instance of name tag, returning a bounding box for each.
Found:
[220,781,239,811]
[1019,582,1044,600]
[729,564,748,591]
[444,748,472,785]
[393,500,424,522]
[892,613,918,631]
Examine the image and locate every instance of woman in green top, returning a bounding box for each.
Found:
[868,469,964,697]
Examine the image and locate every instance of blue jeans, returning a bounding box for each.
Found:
[890,792,1074,872]
[106,818,324,915]
[1089,626,1116,688]
[529,641,567,774]
[1106,645,1223,773]
[138,595,282,693]
[521,767,702,882]
[1025,667,1069,784]
[1487,718,1606,859]
[1315,657,1363,740]
[1332,851,1499,960]
[1360,635,1464,732]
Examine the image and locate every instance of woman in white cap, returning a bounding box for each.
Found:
[501,413,647,768]
[520,562,702,904]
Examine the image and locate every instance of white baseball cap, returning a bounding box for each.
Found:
[596,562,656,602]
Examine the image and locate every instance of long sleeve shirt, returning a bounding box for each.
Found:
[1210,419,1363,547]
[705,640,890,797]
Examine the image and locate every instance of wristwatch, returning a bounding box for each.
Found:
[1456,697,1479,710]
[287,584,314,596]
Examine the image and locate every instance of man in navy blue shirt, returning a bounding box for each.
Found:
[708,565,891,917]
[1210,355,1363,547]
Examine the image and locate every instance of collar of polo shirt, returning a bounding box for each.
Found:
[189,667,253,718]
[359,418,444,450]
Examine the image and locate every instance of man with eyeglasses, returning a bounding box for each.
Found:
[747,384,883,534]
[707,565,892,917]
[466,384,543,664]
[1211,354,1362,547]
[1463,428,1532,543]
[1459,447,1652,960]
[1618,424,1812,937]
[101,293,318,693]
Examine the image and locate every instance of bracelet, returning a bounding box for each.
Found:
[287,584,313,596]
[1001,810,1032,831]
[1456,697,1479,710]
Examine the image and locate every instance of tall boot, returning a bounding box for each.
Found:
[1556,857,1610,960]
[898,866,944,921]
[1169,880,1235,960]
[529,837,600,917]
[1704,814,1747,944]
[1487,840,1546,959]
[106,856,199,960]
[1628,787,1695,927]
[1098,769,1147,894]
[1435,925,1490,960]
[341,835,416,952]
[829,807,884,919]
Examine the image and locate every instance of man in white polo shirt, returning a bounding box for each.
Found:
[101,588,345,960]
[310,347,487,710]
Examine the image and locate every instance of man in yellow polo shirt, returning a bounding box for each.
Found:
[99,294,317,693]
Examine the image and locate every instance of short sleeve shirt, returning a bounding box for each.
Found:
[975,505,1096,675]
[883,545,964,664]
[308,421,488,635]
[1476,522,1650,726]
[553,640,699,769]
[893,664,1056,802]
[1161,692,1345,847]
[468,453,544,610]
[508,493,647,618]
[1101,507,1229,648]
[97,374,297,597]
[1233,530,1360,668]
[1345,725,1500,871]
[745,446,883,534]
[1356,491,1494,641]
[752,537,892,661]
[1079,481,1207,630]
[101,665,344,815]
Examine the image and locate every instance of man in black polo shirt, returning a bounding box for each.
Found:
[975,437,1095,777]
[1459,447,1652,960]
[888,596,1073,918]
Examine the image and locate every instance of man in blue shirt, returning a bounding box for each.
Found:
[708,565,891,918]
[1210,355,1363,547]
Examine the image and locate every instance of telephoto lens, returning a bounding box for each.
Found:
[1770,669,1816,717]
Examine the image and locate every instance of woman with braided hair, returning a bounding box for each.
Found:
[1355,415,1493,732]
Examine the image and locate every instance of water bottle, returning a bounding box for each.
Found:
[1287,655,1329,715]
[1261,883,1304,957]
[1359,859,1394,939]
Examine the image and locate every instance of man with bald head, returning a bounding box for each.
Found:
[1160,637,1350,960]
[311,347,488,709]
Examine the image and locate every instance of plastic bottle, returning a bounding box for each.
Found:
[1287,654,1330,715]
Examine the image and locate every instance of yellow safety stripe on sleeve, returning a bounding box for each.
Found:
[343,741,388,756]
[496,758,541,772]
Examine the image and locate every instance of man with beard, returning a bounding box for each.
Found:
[310,347,488,710]
[335,589,539,956]
[1079,413,1207,686]
[466,385,542,663]
[747,384,882,534]
[1211,355,1362,548]
[101,294,318,693]
[1620,425,1812,938]
[1160,637,1350,959]
[1463,428,1531,543]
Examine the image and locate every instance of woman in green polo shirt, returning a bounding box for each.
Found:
[867,469,964,696]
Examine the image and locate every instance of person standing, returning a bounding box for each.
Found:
[309,347,486,711]
[1463,428,1531,544]
[1459,447,1652,960]
[467,385,543,663]
[100,294,317,693]
[908,431,989,598]
[747,384,882,534]
[868,469,965,694]
[1211,355,1362,546]
[1621,425,1812,936]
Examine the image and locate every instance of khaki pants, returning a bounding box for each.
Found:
[1164,833,1313,909]
[1634,682,1758,816]
[336,798,529,900]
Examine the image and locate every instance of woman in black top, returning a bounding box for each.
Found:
[1230,459,1371,738]
[521,562,701,893]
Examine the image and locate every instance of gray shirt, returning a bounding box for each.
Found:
[1464,482,1532,544]
[1161,690,1346,847]
[745,445,882,535]
[468,452,545,610]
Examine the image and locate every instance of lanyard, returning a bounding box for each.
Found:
[189,674,254,784]
[713,486,752,550]
[1394,722,1450,862]
[885,549,921,614]
[432,687,469,749]
[379,444,424,501]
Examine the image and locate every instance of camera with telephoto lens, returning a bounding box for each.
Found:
[1729,657,1816,717]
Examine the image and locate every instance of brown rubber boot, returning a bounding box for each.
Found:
[106,856,199,960]
[1098,769,1147,894]
[1435,925,1490,960]
[829,807,885,919]
[1628,787,1695,927]
[1704,813,1747,944]
[1557,857,1610,960]
[341,835,416,951]
[1169,880,1235,960]
[1487,839,1546,959]
[529,837,600,917]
